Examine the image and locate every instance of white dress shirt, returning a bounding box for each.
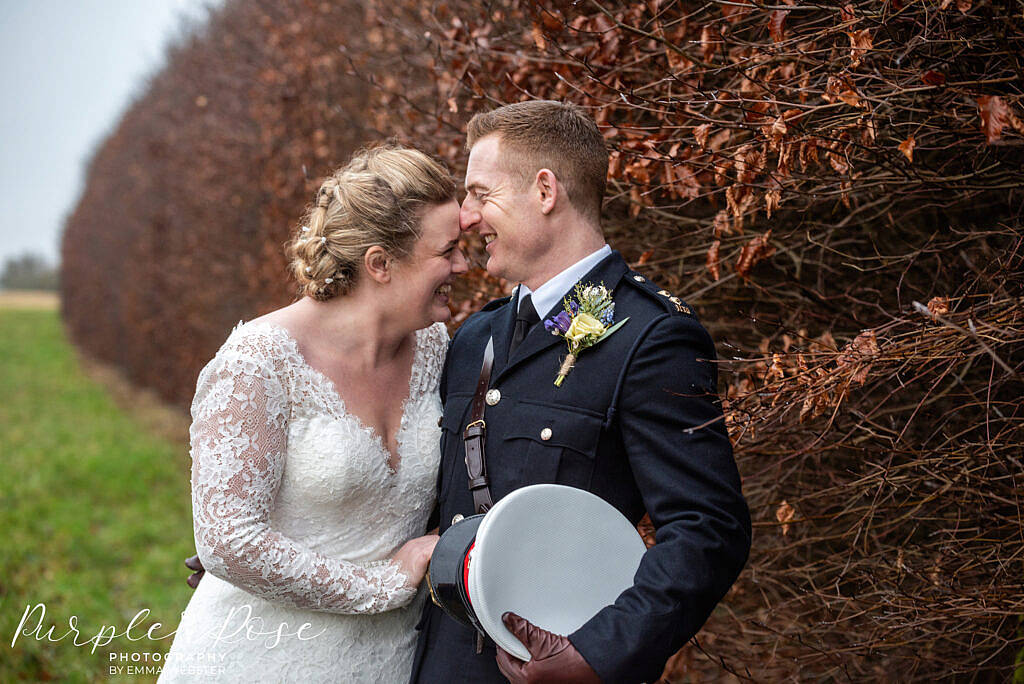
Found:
[517,244,612,319]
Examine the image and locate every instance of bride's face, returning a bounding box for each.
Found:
[390,199,467,326]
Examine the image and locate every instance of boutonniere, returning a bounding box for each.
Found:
[543,282,629,387]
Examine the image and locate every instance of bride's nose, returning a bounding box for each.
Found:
[451,247,469,275]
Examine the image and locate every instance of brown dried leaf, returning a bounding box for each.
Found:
[922,70,946,86]
[713,210,731,237]
[764,115,788,151]
[927,296,950,316]
[977,95,1008,144]
[957,0,972,12]
[765,183,781,219]
[700,25,721,63]
[838,89,863,108]
[776,500,795,536]
[595,14,620,61]
[828,149,850,175]
[861,115,877,145]
[637,249,654,266]
[666,48,693,73]
[769,10,789,43]
[1008,108,1024,136]
[530,24,546,50]
[708,128,732,152]
[848,28,873,66]
[851,329,879,357]
[674,163,701,199]
[706,240,721,281]
[629,185,643,218]
[851,363,872,385]
[735,230,775,280]
[693,123,711,148]
[721,0,752,23]
[898,135,915,162]
[736,145,763,184]
[799,139,820,170]
[539,9,563,31]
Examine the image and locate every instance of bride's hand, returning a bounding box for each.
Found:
[390,534,440,588]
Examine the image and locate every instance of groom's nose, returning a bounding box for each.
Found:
[459,200,481,233]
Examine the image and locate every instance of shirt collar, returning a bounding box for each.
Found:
[517,244,612,319]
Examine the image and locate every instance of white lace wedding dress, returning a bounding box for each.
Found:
[159,320,446,683]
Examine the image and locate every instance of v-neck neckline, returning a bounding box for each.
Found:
[250,321,422,475]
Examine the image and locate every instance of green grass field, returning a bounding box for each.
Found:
[1,309,194,682]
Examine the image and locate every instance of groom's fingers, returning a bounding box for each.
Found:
[186,570,204,589]
[495,646,526,683]
[502,612,566,661]
[502,612,537,651]
[184,554,204,572]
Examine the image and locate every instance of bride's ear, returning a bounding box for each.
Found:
[364,246,392,284]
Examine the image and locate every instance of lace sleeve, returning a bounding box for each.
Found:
[411,322,450,395]
[189,332,417,614]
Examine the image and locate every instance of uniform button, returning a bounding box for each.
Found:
[485,389,501,406]
[437,415,443,427]
[452,514,464,525]
[633,274,645,282]
[540,427,552,441]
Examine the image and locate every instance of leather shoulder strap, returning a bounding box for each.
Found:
[464,337,494,514]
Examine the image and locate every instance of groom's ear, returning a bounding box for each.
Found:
[534,168,558,215]
[364,246,392,284]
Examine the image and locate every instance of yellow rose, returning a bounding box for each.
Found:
[565,312,605,344]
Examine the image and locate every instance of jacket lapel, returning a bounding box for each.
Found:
[496,252,630,382]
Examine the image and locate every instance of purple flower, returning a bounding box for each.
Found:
[568,300,579,315]
[544,311,572,335]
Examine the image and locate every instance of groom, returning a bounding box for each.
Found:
[410,101,750,683]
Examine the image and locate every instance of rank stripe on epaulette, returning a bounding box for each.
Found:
[625,272,693,315]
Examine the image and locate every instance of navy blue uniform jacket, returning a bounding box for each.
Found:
[411,251,750,683]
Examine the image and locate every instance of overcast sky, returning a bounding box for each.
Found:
[0,0,216,271]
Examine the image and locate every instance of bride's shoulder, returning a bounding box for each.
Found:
[219,319,294,358]
[199,315,303,387]
[412,322,450,393]
[418,322,450,357]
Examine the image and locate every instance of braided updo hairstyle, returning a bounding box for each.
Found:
[287,144,456,301]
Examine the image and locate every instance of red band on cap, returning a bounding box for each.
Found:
[463,541,475,606]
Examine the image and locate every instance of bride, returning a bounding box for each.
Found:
[159,144,467,682]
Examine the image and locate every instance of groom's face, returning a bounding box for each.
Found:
[461,135,548,287]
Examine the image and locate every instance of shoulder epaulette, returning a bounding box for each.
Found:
[621,271,694,316]
[480,295,512,312]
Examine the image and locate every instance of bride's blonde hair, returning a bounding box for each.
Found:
[287,144,456,301]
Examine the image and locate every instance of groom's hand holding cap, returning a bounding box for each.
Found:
[495,612,600,684]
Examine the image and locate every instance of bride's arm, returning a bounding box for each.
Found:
[188,338,417,614]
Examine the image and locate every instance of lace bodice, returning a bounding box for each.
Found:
[188,319,447,615]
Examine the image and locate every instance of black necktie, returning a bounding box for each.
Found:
[509,293,540,356]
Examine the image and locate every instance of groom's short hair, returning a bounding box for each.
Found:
[466,100,607,225]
